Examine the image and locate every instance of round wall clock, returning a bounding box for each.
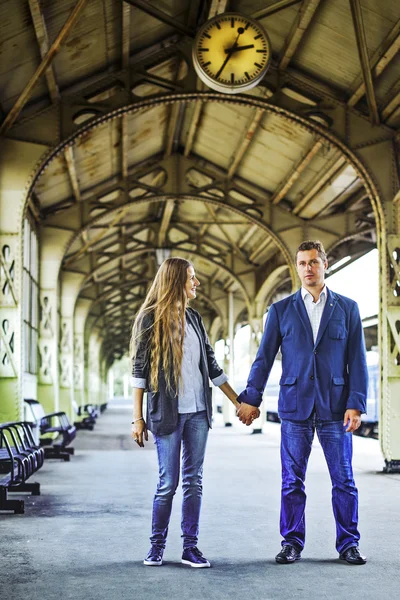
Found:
[192,13,272,94]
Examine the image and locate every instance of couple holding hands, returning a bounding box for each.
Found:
[131,241,368,568]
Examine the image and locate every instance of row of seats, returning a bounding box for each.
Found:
[0,421,43,514]
[0,400,106,514]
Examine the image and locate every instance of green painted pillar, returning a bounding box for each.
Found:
[0,139,46,422]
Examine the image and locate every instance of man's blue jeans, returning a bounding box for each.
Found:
[280,415,360,554]
[150,411,209,549]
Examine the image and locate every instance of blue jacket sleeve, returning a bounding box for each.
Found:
[346,302,368,413]
[237,304,282,407]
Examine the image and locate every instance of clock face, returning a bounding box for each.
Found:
[193,13,271,94]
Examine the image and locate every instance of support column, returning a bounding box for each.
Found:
[38,289,59,414]
[59,271,85,421]
[0,234,21,421]
[0,139,45,422]
[108,369,114,400]
[381,236,400,471]
[88,329,102,406]
[353,136,400,471]
[222,291,236,426]
[249,316,266,434]
[38,227,74,415]
[74,298,92,409]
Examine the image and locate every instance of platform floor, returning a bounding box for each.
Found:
[1,400,399,600]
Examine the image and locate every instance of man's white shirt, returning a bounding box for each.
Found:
[301,285,327,344]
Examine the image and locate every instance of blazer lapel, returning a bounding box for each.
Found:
[293,290,314,346]
[314,289,338,348]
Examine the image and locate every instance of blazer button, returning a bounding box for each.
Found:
[310,375,314,380]
[313,350,317,354]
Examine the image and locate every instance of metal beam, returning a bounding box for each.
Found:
[122,2,131,70]
[121,114,129,179]
[249,238,273,263]
[238,224,258,250]
[158,200,175,246]
[165,61,187,157]
[272,139,324,205]
[349,0,380,124]
[64,204,135,267]
[293,156,347,216]
[0,0,89,135]
[208,0,230,19]
[228,107,266,178]
[382,83,400,122]
[278,0,321,70]
[348,17,400,107]
[252,0,302,20]
[123,0,195,37]
[204,204,249,263]
[184,101,203,157]
[28,0,60,103]
[64,146,81,202]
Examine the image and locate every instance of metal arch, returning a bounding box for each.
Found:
[265,276,293,307]
[22,92,387,334]
[25,93,384,208]
[85,271,225,325]
[90,287,224,328]
[254,265,292,315]
[87,279,148,307]
[76,245,253,317]
[82,248,150,287]
[326,232,377,260]
[23,92,386,267]
[88,287,224,344]
[63,193,292,269]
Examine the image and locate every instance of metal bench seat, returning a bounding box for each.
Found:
[0,422,41,514]
[24,400,76,461]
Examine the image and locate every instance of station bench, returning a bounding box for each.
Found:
[0,421,42,514]
[24,399,76,461]
[72,400,98,431]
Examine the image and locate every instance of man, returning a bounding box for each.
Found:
[237,240,368,565]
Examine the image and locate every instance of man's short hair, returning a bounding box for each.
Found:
[295,240,327,263]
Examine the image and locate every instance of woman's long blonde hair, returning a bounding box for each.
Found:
[130,257,193,393]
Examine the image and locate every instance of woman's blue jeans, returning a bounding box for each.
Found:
[150,411,209,549]
[280,414,360,554]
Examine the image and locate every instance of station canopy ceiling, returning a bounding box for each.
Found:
[1,0,399,361]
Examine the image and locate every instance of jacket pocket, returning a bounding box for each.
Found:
[329,320,347,340]
[147,391,162,422]
[330,376,346,412]
[278,376,297,412]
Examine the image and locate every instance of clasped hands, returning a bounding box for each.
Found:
[236,402,260,426]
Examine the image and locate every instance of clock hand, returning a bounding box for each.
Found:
[215,31,242,79]
[224,44,255,53]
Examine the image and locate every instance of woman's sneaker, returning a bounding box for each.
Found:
[182,547,211,568]
[143,545,164,566]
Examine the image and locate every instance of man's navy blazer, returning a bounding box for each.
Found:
[238,288,368,420]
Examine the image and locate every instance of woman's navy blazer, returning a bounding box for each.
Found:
[238,288,368,420]
[132,307,224,435]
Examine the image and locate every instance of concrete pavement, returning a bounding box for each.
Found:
[1,400,399,600]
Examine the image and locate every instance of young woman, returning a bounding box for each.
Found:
[130,257,256,568]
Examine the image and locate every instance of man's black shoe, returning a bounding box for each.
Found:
[275,544,301,564]
[339,547,367,565]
